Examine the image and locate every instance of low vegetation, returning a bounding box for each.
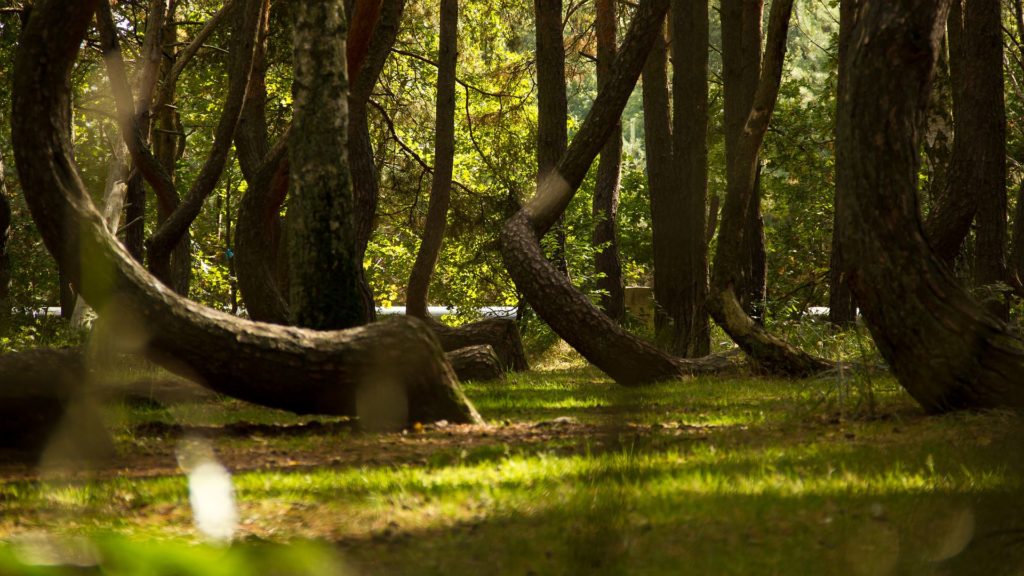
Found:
[0,325,1020,575]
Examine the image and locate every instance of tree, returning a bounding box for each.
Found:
[0,146,10,334]
[721,0,767,322]
[835,0,1024,411]
[706,0,830,376]
[534,0,570,277]
[669,0,711,356]
[502,0,725,385]
[406,0,458,319]
[11,0,481,426]
[97,0,254,297]
[288,0,367,329]
[643,1,712,357]
[923,0,1007,303]
[592,0,625,322]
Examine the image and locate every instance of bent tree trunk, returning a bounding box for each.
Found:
[706,0,830,376]
[12,0,482,426]
[836,0,1024,411]
[503,0,729,385]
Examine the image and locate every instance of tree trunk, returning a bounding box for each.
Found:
[0,148,10,334]
[534,0,570,277]
[592,0,625,322]
[922,1,971,265]
[502,0,742,385]
[669,0,711,355]
[721,0,767,321]
[406,0,457,318]
[152,2,192,296]
[11,0,483,427]
[348,0,405,323]
[288,0,367,330]
[828,0,859,328]
[964,0,1008,319]
[432,317,529,372]
[706,0,829,376]
[642,21,683,350]
[446,344,503,382]
[836,0,1024,412]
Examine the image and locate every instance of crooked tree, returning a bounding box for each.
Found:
[835,0,1024,411]
[11,0,481,426]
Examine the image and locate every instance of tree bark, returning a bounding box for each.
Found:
[11,0,483,426]
[502,0,744,386]
[446,344,503,382]
[707,0,830,376]
[0,148,10,334]
[288,0,367,330]
[721,0,767,321]
[432,317,529,372]
[669,0,711,356]
[345,0,406,322]
[964,0,1008,319]
[406,0,457,318]
[828,0,858,328]
[642,22,682,349]
[592,0,625,322]
[836,0,1024,412]
[152,2,192,296]
[534,0,570,277]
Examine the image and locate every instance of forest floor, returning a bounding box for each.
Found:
[0,345,1022,575]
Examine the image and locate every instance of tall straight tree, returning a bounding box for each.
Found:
[406,0,457,317]
[671,0,711,356]
[643,4,711,358]
[289,0,366,329]
[592,0,625,321]
[836,0,1024,411]
[964,0,1008,319]
[721,0,767,321]
[827,0,857,327]
[534,0,569,276]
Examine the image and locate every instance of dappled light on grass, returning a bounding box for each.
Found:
[0,372,1021,573]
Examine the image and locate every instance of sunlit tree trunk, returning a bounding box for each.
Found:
[288,0,366,329]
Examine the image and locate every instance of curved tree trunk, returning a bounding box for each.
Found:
[706,0,830,376]
[406,0,457,318]
[11,0,482,426]
[501,0,738,386]
[446,344,503,382]
[592,0,624,322]
[836,0,1024,412]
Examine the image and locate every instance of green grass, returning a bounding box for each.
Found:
[0,364,1022,575]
